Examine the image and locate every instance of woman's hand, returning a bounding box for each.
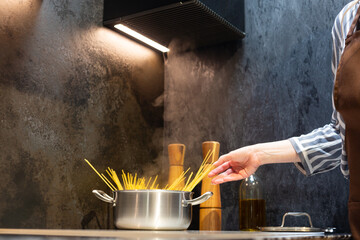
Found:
[208,146,261,184]
[207,140,300,185]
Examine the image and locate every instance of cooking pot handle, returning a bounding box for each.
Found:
[182,191,213,207]
[92,190,115,205]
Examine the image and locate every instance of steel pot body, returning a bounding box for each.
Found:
[93,189,213,230]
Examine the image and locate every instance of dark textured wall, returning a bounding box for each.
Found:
[0,0,164,228]
[164,0,350,232]
[0,0,352,233]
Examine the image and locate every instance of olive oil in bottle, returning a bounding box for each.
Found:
[239,174,266,231]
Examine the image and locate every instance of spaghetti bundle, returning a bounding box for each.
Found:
[84,148,215,192]
[182,149,215,192]
[84,159,160,191]
[119,170,159,190]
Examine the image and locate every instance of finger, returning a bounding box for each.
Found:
[222,173,246,182]
[212,174,240,184]
[211,175,226,184]
[212,177,225,185]
[212,154,230,167]
[208,161,231,177]
[211,168,235,184]
[211,167,250,184]
[214,173,244,184]
[224,168,251,181]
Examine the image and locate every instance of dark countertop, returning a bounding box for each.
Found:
[0,229,352,240]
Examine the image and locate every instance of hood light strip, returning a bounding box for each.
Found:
[114,24,170,53]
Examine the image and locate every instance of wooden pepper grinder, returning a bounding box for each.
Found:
[168,143,186,188]
[200,141,221,231]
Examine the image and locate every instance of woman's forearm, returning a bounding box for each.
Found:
[251,140,301,165]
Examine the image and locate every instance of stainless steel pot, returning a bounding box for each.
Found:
[92,189,213,230]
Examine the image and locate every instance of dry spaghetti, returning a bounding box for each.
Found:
[84,148,215,192]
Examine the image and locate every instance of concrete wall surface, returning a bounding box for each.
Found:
[0,0,352,233]
[0,0,164,229]
[164,0,350,232]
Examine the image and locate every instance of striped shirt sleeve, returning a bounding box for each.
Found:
[289,125,342,176]
[289,1,360,177]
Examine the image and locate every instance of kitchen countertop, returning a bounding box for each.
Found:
[0,229,352,240]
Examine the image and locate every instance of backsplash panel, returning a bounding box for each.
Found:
[164,0,350,232]
[0,0,351,232]
[0,0,164,228]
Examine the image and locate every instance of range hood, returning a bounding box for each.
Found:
[103,0,245,52]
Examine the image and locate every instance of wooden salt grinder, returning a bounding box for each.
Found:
[168,143,186,188]
[200,141,221,231]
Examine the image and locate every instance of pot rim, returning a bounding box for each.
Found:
[113,189,192,194]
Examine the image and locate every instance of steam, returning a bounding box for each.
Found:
[162,37,241,175]
[152,93,164,107]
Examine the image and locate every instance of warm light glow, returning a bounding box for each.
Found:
[95,28,158,59]
[114,24,170,53]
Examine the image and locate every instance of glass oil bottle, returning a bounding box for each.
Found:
[239,174,266,231]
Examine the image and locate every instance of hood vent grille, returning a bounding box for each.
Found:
[104,0,245,50]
